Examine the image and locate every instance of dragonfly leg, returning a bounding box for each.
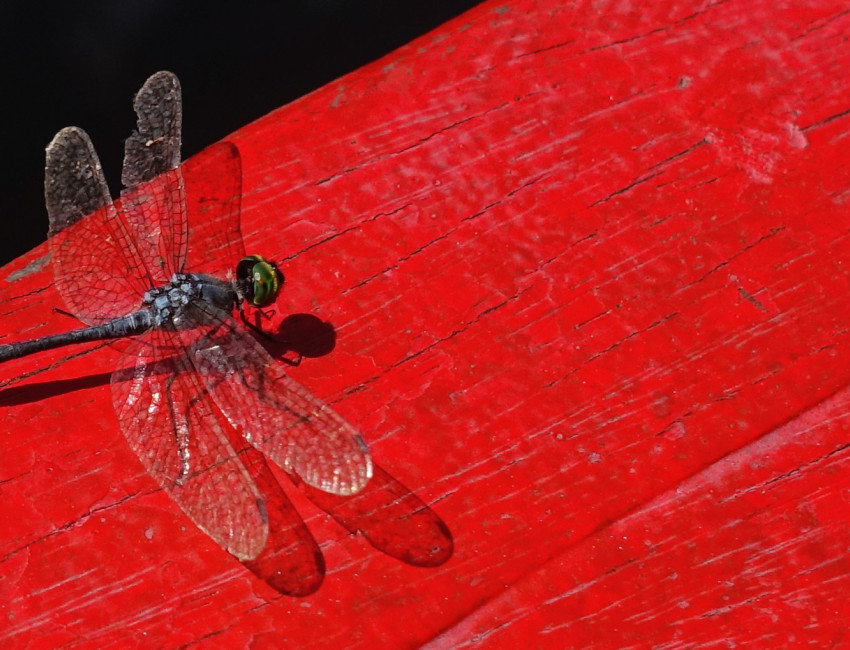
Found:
[237,305,275,340]
[235,305,303,367]
[165,371,192,485]
[51,306,79,321]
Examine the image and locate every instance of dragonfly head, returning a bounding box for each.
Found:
[235,255,284,307]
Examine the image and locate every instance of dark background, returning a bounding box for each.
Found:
[0,1,482,267]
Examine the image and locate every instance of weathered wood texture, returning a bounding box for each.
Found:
[2,0,850,646]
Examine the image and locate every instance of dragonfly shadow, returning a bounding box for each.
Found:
[0,369,113,407]
[251,312,337,362]
[0,307,449,594]
[300,463,454,569]
[229,436,453,598]
[236,445,327,596]
[254,315,455,577]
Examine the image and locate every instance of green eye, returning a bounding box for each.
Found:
[236,255,284,307]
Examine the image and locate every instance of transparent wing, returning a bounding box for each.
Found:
[45,127,153,323]
[182,141,246,279]
[177,304,373,496]
[119,70,187,282]
[112,330,269,561]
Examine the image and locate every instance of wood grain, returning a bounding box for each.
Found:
[2,0,850,646]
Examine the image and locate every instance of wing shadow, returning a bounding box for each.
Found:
[0,311,452,596]
[300,463,454,568]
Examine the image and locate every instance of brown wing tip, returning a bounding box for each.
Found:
[46,126,92,152]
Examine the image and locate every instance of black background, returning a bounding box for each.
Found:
[0,1,482,266]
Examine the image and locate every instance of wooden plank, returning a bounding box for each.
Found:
[2,0,850,646]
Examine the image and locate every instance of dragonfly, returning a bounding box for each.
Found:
[0,71,376,571]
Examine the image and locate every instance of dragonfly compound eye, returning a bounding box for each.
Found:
[237,255,284,307]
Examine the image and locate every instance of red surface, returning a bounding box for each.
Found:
[2,0,850,646]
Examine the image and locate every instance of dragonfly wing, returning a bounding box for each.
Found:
[45,127,111,237]
[45,127,152,323]
[119,71,187,281]
[183,307,373,496]
[112,330,269,561]
[122,71,181,187]
[182,142,246,279]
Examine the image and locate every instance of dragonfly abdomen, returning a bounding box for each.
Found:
[0,309,153,362]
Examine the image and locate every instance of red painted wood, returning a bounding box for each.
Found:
[2,0,850,646]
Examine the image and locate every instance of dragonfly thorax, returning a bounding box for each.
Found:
[144,273,236,329]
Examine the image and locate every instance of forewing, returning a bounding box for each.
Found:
[45,127,111,238]
[183,307,373,496]
[182,142,246,279]
[45,127,152,323]
[120,71,187,281]
[112,330,269,561]
[122,71,181,187]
